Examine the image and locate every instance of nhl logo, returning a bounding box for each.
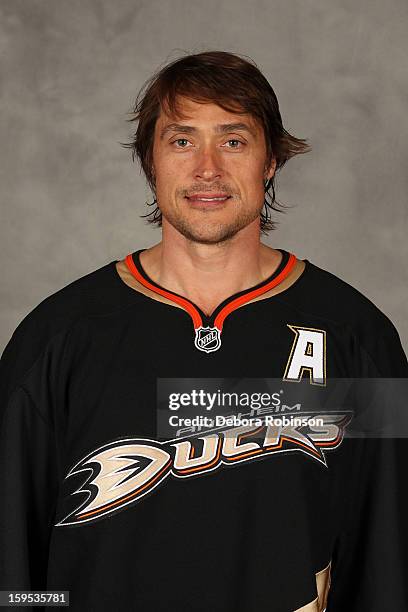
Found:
[194,326,222,353]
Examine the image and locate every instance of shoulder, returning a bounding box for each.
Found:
[0,259,131,400]
[288,259,407,376]
[301,260,393,329]
[9,260,117,338]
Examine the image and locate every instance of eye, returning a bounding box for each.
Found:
[171,138,191,148]
[225,139,245,149]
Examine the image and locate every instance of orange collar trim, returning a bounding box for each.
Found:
[124,251,297,353]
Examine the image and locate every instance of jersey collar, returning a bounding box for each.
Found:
[124,249,297,354]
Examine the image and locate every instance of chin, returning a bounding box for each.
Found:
[176,221,248,245]
[162,208,261,244]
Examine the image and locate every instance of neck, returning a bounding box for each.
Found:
[138,232,283,316]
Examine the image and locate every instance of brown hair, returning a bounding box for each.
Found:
[122,50,311,234]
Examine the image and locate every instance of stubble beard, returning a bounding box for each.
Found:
[160,198,262,246]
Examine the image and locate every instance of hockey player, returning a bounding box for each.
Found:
[1,50,407,611]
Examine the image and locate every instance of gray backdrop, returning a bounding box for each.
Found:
[1,0,407,353]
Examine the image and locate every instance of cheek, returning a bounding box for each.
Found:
[229,154,265,177]
[157,158,188,183]
[235,162,265,190]
[154,162,177,192]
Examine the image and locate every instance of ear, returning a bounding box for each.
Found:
[264,157,277,181]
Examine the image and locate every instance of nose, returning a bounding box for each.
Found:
[194,144,222,182]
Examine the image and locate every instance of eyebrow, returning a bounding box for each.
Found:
[160,122,257,140]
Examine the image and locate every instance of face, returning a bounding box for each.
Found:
[151,97,276,245]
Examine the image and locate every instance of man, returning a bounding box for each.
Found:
[0,50,406,611]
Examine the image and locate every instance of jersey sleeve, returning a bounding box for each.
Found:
[0,385,59,601]
[326,317,408,610]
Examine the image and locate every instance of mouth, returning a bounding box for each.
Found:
[185,194,231,206]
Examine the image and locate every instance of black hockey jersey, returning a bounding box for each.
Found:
[0,248,407,611]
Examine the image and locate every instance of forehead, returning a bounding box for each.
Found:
[155,96,260,131]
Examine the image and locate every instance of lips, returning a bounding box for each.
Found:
[185,193,231,203]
